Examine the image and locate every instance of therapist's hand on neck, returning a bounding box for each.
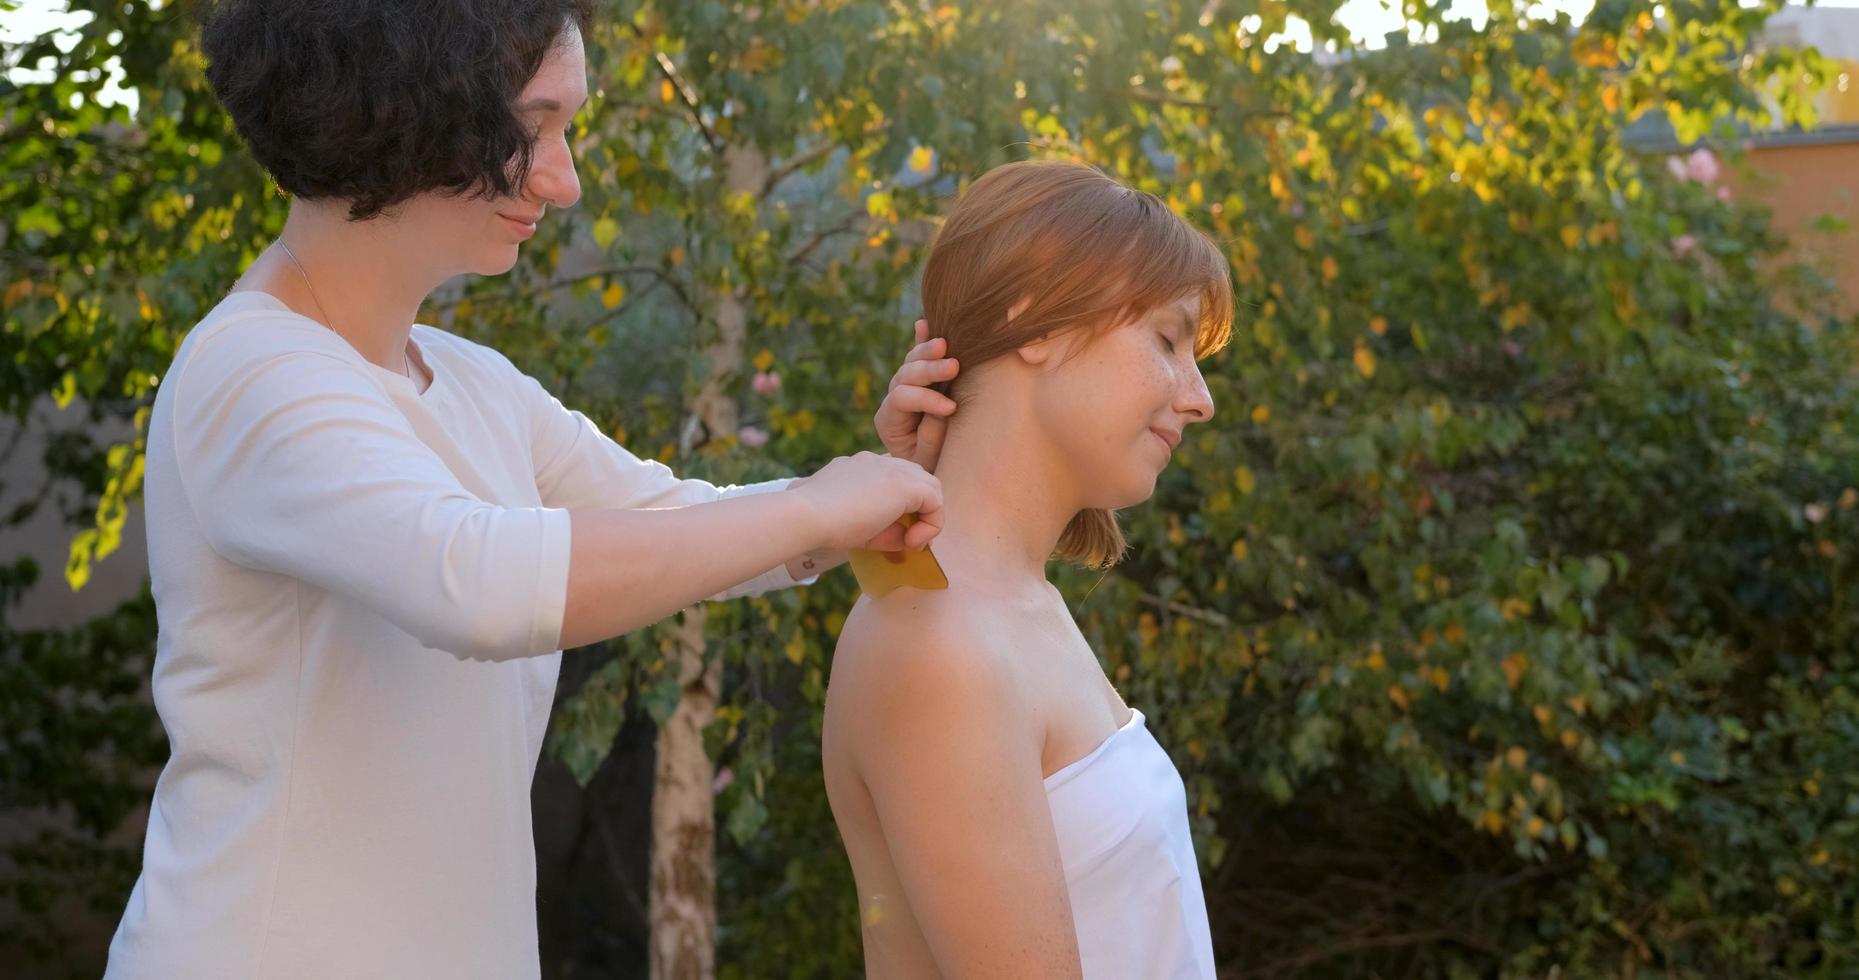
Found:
[777,319,958,580]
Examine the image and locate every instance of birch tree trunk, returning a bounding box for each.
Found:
[648,141,768,980]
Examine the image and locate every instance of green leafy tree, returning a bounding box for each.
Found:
[5,0,1854,977]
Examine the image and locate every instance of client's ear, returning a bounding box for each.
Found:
[1016,333,1059,366]
[1007,296,1058,367]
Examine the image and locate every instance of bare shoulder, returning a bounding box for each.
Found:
[832,585,1007,699]
[827,584,1031,762]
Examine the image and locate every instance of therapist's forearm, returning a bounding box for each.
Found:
[786,547,848,581]
[778,474,846,580]
[560,490,824,649]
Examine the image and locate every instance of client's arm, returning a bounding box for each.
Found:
[832,601,1083,979]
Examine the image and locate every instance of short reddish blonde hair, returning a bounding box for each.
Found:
[920,159,1234,568]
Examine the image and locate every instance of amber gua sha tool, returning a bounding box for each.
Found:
[847,513,949,597]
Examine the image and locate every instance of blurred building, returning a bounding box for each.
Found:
[1757,6,1859,307]
[1627,5,1859,310]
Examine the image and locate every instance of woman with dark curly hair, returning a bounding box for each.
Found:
[102,3,958,977]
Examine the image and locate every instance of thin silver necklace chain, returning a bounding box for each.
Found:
[276,239,415,382]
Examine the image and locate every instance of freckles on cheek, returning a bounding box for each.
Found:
[1141,354,1175,391]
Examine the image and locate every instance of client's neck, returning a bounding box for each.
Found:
[927,399,1083,589]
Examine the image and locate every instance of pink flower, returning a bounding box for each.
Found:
[738,426,769,448]
[1685,147,1720,185]
[712,767,735,796]
[1665,155,1689,181]
[751,371,782,396]
[1671,234,1698,259]
[1716,185,1733,203]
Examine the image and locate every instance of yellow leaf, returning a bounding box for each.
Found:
[1365,650,1386,671]
[52,371,76,409]
[1527,816,1546,837]
[592,216,619,250]
[785,634,806,665]
[1388,686,1410,711]
[1560,729,1579,749]
[866,190,894,219]
[1429,666,1450,692]
[600,282,625,309]
[1294,225,1315,250]
[1188,180,1204,205]
[1269,172,1290,202]
[1481,810,1505,835]
[1138,612,1160,646]
[1369,315,1388,336]
[1507,746,1528,769]
[1560,224,1581,250]
[1234,465,1257,495]
[753,349,775,372]
[1250,404,1271,424]
[1502,652,1529,690]
[1321,255,1339,283]
[909,145,934,173]
[1353,342,1377,379]
[660,79,676,104]
[1230,538,1248,561]
[1533,704,1552,724]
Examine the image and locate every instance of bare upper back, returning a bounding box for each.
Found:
[822,580,1128,978]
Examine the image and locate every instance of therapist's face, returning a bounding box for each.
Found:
[400,22,589,278]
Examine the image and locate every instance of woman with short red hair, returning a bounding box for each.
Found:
[824,160,1232,978]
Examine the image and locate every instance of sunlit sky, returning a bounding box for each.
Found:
[5,0,1858,109]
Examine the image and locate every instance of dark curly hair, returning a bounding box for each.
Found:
[201,0,594,220]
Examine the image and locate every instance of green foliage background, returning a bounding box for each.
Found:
[3,0,1856,975]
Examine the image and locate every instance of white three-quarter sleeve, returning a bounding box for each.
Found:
[519,371,814,598]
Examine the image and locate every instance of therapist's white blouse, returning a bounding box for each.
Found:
[107,291,805,979]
